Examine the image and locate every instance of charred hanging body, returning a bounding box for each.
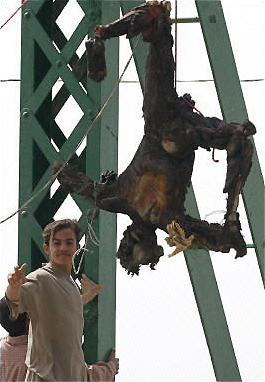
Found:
[54,2,256,275]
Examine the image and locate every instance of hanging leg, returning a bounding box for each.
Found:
[167,213,247,258]
[86,1,172,82]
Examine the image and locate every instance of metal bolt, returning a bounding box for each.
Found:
[209,15,216,23]
[88,109,94,119]
[56,60,63,68]
[22,109,30,118]
[23,10,30,19]
[21,210,28,217]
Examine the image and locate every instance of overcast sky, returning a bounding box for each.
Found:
[0,1,264,381]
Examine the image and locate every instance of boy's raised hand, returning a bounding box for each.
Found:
[6,263,27,302]
[81,274,103,305]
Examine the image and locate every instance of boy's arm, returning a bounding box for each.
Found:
[81,274,103,305]
[6,263,27,302]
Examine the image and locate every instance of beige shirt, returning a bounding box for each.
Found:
[8,263,87,381]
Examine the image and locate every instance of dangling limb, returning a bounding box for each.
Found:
[53,163,95,199]
[166,213,247,258]
[86,1,173,82]
[202,119,256,225]
[175,112,256,225]
[223,132,254,224]
[53,163,132,215]
[92,2,172,42]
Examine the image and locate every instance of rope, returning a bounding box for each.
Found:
[72,206,100,275]
[203,210,226,224]
[0,35,141,225]
[182,97,219,163]
[0,0,29,30]
[182,97,204,117]
[85,205,100,247]
[174,0,177,89]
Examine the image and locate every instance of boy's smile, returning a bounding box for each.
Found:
[43,228,80,272]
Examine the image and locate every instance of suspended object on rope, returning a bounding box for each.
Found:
[55,1,256,275]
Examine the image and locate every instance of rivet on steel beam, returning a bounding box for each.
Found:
[209,15,216,23]
[88,109,94,118]
[23,10,31,20]
[56,60,63,68]
[22,109,30,118]
[21,210,28,217]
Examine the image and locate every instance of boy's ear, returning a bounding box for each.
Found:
[43,243,50,256]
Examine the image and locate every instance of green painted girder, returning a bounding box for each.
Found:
[184,189,241,381]
[120,1,149,93]
[81,2,120,364]
[19,0,53,270]
[196,1,264,283]
[19,0,119,365]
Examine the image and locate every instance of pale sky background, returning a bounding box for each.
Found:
[0,1,264,381]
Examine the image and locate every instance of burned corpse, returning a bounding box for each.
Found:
[54,2,256,275]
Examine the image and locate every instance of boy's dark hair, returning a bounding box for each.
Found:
[0,297,27,337]
[42,219,81,245]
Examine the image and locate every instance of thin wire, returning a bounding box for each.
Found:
[174,0,177,89]
[87,222,100,247]
[1,78,264,83]
[0,0,29,30]
[182,97,220,163]
[203,210,226,224]
[72,206,100,275]
[0,79,21,82]
[0,35,141,225]
[72,247,86,276]
[72,211,93,275]
[86,205,100,247]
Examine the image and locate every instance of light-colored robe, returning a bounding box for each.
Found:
[7,263,87,382]
[0,334,28,381]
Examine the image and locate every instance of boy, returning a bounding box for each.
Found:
[5,219,118,381]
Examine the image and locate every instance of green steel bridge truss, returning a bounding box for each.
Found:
[18,1,264,380]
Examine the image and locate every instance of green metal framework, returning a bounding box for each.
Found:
[18,0,264,379]
[19,0,119,363]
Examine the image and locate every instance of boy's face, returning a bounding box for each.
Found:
[43,228,80,272]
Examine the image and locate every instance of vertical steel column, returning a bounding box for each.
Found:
[83,1,120,364]
[196,0,264,282]
[19,0,119,365]
[19,0,54,269]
